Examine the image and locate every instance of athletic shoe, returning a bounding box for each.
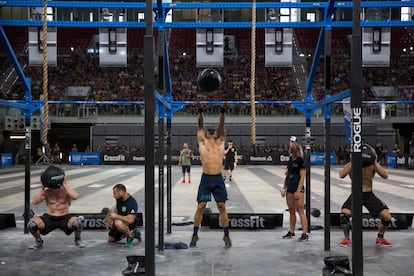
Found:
[133,228,142,241]
[75,239,86,248]
[189,235,199,247]
[188,180,191,184]
[28,240,43,250]
[229,177,232,182]
[339,238,352,247]
[223,235,232,248]
[282,231,295,239]
[181,179,185,183]
[298,233,309,241]
[124,237,134,248]
[376,238,392,247]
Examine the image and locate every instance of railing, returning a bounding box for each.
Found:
[29,101,414,119]
[2,101,413,122]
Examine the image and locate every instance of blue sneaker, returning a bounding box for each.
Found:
[133,228,142,241]
[124,237,134,248]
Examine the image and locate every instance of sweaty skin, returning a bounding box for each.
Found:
[197,107,225,174]
[339,158,391,238]
[29,176,81,243]
[339,159,388,192]
[31,176,78,216]
[191,103,230,247]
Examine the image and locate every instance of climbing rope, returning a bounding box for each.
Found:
[250,0,257,145]
[41,0,49,146]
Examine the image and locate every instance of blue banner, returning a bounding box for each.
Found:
[386,153,397,168]
[69,152,100,165]
[1,153,13,168]
[310,152,336,165]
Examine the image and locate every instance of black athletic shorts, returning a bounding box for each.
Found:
[39,213,77,236]
[341,191,389,215]
[108,223,135,241]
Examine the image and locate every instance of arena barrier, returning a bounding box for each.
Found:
[330,213,413,229]
[0,153,13,168]
[69,152,100,165]
[0,213,16,230]
[68,151,414,169]
[76,212,143,230]
[202,212,284,229]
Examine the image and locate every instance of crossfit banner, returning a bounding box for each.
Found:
[76,213,143,230]
[202,213,283,229]
[330,213,413,229]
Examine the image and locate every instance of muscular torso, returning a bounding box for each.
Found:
[349,165,375,192]
[198,134,225,175]
[44,189,72,216]
[340,161,388,193]
[361,165,375,192]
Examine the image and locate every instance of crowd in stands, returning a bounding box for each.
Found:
[1,28,414,118]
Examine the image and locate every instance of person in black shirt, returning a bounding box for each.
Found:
[107,184,142,247]
[281,136,308,241]
[223,140,238,183]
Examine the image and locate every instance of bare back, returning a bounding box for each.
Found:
[339,161,388,192]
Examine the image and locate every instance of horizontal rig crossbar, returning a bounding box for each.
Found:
[2,100,414,106]
[2,1,414,9]
[1,20,414,28]
[1,1,413,28]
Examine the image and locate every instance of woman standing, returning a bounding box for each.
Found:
[281,136,308,241]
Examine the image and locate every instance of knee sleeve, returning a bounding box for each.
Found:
[340,213,352,237]
[72,218,83,231]
[340,213,352,231]
[381,218,390,227]
[27,220,38,234]
[340,213,351,226]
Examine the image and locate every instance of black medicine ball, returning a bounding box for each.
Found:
[197,68,222,92]
[41,165,65,189]
[362,143,376,167]
[311,208,321,218]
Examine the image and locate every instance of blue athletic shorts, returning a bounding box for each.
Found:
[196,173,228,203]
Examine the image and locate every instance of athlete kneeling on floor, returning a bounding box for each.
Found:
[106,183,142,248]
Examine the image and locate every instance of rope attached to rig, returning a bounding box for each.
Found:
[250,0,257,145]
[41,0,49,146]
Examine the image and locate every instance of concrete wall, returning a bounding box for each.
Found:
[91,122,380,153]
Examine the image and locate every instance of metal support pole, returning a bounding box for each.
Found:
[305,123,311,233]
[157,0,165,250]
[166,118,172,234]
[158,113,164,250]
[144,0,155,274]
[23,115,32,234]
[324,28,332,251]
[157,52,165,251]
[351,0,364,274]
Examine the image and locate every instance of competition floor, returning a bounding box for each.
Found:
[0,164,413,275]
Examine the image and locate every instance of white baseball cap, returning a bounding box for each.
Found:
[289,136,297,142]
